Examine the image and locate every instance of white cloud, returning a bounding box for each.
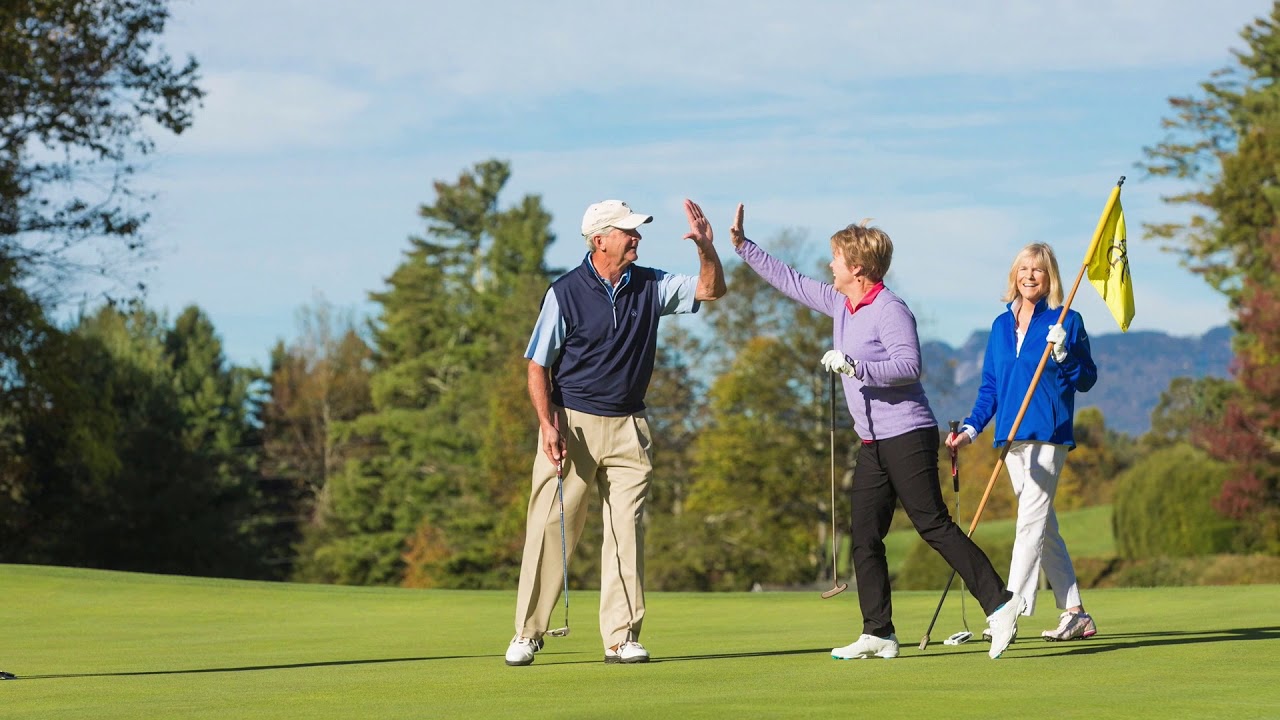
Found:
[140,0,1258,366]
[163,71,371,154]
[167,1,1271,92]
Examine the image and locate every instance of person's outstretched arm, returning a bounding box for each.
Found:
[683,199,726,301]
[730,203,840,317]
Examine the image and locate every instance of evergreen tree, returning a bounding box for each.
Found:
[0,304,267,577]
[261,299,374,573]
[300,160,555,586]
[675,236,840,590]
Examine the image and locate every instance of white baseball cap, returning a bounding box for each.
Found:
[581,200,653,237]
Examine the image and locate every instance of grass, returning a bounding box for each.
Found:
[884,504,1116,574]
[4,563,1279,719]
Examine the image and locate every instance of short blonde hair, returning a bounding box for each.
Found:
[1002,243,1064,308]
[830,220,893,282]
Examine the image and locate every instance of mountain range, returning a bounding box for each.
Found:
[919,325,1234,436]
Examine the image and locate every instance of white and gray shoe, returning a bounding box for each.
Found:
[505,636,543,666]
[1042,611,1098,641]
[604,640,650,664]
[986,592,1024,659]
[831,633,899,659]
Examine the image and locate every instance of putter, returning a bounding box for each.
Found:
[947,421,973,645]
[547,456,571,637]
[821,372,848,599]
[919,421,964,650]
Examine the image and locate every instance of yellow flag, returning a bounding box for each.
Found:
[1086,196,1134,331]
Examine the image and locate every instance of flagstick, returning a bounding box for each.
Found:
[963,177,1125,536]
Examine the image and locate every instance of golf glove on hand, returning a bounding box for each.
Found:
[821,349,858,377]
[1046,323,1068,363]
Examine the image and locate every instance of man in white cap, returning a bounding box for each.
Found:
[506,199,726,666]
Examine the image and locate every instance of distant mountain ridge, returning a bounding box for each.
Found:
[920,326,1234,436]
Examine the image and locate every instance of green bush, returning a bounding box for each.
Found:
[1105,556,1199,587]
[1098,554,1280,587]
[894,533,1014,591]
[1112,444,1239,560]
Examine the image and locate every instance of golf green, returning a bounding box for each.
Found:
[3,564,1277,718]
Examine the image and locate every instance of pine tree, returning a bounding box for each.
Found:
[299,160,556,586]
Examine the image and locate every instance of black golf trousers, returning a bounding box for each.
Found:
[849,426,1013,637]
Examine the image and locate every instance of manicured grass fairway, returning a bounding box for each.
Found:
[3,565,1278,719]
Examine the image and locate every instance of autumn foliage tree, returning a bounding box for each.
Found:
[1142,4,1280,552]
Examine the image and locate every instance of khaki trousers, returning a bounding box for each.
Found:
[513,407,653,649]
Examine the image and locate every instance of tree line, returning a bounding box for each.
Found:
[1,1,1275,588]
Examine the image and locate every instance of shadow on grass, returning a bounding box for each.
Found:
[15,655,488,680]
[13,627,1279,678]
[909,625,1280,660]
[1019,625,1280,658]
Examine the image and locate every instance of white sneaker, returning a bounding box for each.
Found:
[986,592,1024,659]
[505,636,542,666]
[980,626,1017,643]
[604,640,650,664]
[831,633,899,659]
[1042,611,1098,641]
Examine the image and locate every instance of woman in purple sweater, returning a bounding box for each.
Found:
[729,204,1022,660]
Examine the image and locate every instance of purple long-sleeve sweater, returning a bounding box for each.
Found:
[736,239,937,441]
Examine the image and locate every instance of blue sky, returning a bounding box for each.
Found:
[133,0,1273,367]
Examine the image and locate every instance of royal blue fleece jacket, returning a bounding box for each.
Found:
[963,298,1097,448]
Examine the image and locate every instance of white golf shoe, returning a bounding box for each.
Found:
[986,592,1024,659]
[1042,611,1098,641]
[505,636,543,666]
[831,633,899,659]
[604,640,650,664]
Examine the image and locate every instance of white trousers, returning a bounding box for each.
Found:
[1003,441,1082,616]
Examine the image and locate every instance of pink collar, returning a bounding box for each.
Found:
[845,282,885,314]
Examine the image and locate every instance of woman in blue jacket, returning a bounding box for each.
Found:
[946,242,1099,642]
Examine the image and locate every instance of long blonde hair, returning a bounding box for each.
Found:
[1002,243,1063,308]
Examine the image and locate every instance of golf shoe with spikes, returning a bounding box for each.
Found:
[604,641,650,664]
[505,636,543,666]
[986,592,1024,659]
[1042,611,1097,641]
[831,633,899,659]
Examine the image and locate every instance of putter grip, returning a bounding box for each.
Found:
[948,420,960,492]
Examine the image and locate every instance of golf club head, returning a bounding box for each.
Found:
[548,627,570,637]
[943,630,974,646]
[820,582,848,599]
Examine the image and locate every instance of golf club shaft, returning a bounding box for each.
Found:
[551,414,570,636]
[829,372,838,582]
[822,372,847,598]
[920,421,962,649]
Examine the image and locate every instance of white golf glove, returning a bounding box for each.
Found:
[821,349,858,377]
[1046,323,1068,363]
